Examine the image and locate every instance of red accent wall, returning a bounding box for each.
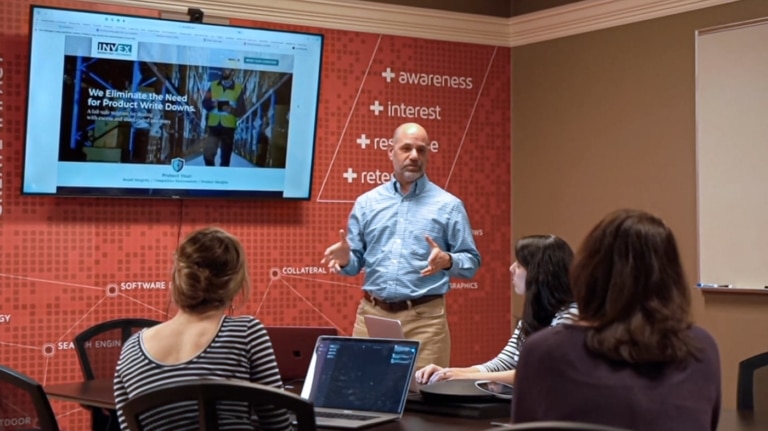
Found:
[0,1,511,429]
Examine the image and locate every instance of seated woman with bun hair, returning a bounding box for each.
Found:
[512,209,721,431]
[114,227,291,431]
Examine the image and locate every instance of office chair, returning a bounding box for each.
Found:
[74,318,161,380]
[493,421,632,431]
[122,379,316,431]
[737,351,768,410]
[0,364,61,431]
[74,318,161,431]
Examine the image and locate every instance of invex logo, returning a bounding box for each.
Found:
[96,41,132,55]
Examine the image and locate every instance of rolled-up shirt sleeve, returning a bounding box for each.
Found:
[445,202,481,279]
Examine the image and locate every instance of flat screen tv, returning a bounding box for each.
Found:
[22,6,323,199]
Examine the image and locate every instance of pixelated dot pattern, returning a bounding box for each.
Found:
[0,3,511,430]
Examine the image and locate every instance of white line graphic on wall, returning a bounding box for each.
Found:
[254,279,274,316]
[0,273,102,290]
[0,268,170,394]
[282,274,360,288]
[43,356,49,386]
[253,271,355,335]
[444,46,497,189]
[316,35,383,203]
[0,269,352,358]
[277,277,347,334]
[57,296,108,343]
[0,341,41,350]
[55,408,85,419]
[118,293,166,315]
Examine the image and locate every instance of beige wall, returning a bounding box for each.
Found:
[511,0,768,409]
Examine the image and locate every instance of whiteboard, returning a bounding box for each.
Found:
[696,18,768,289]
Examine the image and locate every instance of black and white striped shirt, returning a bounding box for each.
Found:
[475,303,579,373]
[114,316,291,431]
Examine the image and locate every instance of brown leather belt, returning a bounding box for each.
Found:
[363,291,442,313]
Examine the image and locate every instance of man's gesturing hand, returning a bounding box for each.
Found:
[321,229,351,273]
[421,235,451,276]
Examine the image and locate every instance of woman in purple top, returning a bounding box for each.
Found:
[512,209,721,431]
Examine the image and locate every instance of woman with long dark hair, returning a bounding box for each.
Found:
[415,234,577,385]
[512,210,721,431]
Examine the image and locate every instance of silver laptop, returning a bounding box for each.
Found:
[300,336,420,429]
[363,315,423,393]
[363,315,406,339]
[265,326,338,383]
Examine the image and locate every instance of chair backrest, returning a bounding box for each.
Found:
[74,318,161,380]
[496,421,632,431]
[0,365,61,431]
[737,351,768,411]
[121,379,316,431]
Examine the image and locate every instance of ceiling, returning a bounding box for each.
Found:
[359,0,588,18]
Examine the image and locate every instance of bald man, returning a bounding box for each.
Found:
[322,122,481,371]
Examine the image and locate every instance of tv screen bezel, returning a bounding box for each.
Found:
[22,5,324,200]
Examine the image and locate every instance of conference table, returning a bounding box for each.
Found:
[44,379,505,431]
[44,379,768,431]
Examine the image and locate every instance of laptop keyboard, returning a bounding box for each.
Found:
[316,411,379,421]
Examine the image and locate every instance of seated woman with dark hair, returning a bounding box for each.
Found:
[114,227,291,431]
[512,209,721,431]
[415,234,577,385]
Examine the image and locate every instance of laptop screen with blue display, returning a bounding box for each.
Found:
[301,336,419,414]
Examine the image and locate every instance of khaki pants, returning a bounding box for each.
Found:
[352,296,450,371]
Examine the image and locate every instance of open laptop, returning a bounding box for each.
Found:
[363,315,406,339]
[300,336,420,429]
[265,326,338,383]
[363,315,423,393]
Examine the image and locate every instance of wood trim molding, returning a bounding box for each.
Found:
[80,0,739,47]
[508,0,741,47]
[79,0,511,45]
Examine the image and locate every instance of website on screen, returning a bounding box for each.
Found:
[24,7,322,198]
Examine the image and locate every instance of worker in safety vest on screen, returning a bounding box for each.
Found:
[202,68,246,166]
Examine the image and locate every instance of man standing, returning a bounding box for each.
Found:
[322,122,481,370]
[202,68,245,167]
